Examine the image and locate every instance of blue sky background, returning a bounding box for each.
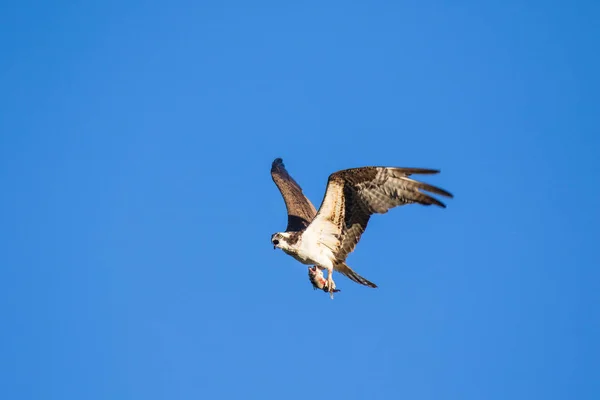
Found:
[1,1,599,399]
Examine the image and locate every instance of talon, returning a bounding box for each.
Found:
[327,274,337,299]
[308,266,340,296]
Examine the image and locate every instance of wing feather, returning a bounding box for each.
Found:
[307,166,453,263]
[271,158,317,232]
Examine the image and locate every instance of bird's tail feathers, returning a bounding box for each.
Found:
[336,262,377,288]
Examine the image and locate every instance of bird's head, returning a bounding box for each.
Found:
[271,232,292,251]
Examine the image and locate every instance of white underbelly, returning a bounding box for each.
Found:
[283,248,313,265]
[289,240,334,269]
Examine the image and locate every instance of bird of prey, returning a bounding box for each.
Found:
[271,158,453,299]
[271,158,336,293]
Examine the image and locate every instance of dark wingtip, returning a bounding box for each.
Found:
[271,158,285,174]
[399,167,441,175]
[426,196,447,208]
[434,187,454,199]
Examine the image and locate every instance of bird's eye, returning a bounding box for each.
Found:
[273,239,279,245]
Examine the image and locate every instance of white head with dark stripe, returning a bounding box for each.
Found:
[271,232,295,251]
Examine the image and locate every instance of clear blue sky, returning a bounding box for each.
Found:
[1,1,598,399]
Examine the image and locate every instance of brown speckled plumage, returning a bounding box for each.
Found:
[318,167,453,265]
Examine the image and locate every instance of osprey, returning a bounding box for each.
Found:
[270,158,453,298]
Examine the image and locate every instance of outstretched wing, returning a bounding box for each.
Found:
[271,158,317,232]
[306,166,453,263]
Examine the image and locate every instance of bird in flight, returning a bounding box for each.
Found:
[270,158,453,298]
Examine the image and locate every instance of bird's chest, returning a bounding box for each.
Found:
[290,237,334,268]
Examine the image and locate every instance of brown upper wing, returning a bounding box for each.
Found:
[271,158,317,232]
[311,166,453,263]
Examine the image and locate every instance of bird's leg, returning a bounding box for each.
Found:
[327,267,335,299]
